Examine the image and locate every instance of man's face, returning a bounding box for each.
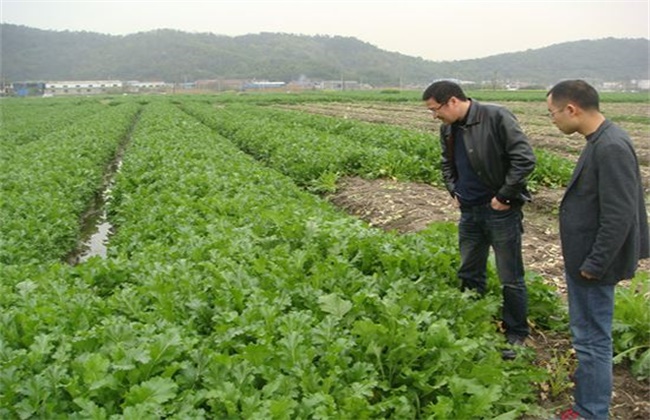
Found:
[546,94,575,135]
[425,97,455,124]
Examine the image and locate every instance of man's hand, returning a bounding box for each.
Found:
[491,196,511,211]
[581,270,598,280]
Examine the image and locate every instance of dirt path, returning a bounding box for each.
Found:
[328,177,566,295]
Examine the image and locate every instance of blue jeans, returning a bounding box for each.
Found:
[566,272,615,420]
[458,204,529,338]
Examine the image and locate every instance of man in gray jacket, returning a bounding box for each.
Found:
[422,81,536,360]
[547,80,649,420]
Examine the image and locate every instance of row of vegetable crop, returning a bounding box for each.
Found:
[181,101,572,190]
[0,101,140,265]
[0,97,113,147]
[180,102,442,189]
[1,101,547,418]
[262,104,576,189]
[196,90,650,106]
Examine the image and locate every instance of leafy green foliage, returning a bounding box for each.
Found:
[527,149,574,190]
[0,101,140,265]
[612,273,650,380]
[1,99,545,417]
[182,102,442,186]
[0,97,108,146]
[3,95,645,418]
[181,100,577,191]
[525,273,568,331]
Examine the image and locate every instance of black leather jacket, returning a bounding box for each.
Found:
[439,100,536,204]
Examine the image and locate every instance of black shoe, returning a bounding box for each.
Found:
[502,335,526,360]
[506,334,527,345]
[501,348,517,360]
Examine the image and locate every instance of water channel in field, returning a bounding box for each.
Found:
[66,109,142,265]
[65,127,130,265]
[80,217,111,262]
[66,150,124,265]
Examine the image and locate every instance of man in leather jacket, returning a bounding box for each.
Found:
[422,80,536,359]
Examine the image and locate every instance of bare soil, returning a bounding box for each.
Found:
[280,101,650,419]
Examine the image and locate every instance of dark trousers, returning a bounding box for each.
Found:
[458,204,529,338]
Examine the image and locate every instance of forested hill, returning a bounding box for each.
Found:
[1,24,648,86]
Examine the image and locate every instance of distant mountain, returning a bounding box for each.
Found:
[1,24,648,86]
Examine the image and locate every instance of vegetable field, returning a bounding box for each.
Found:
[1,91,648,419]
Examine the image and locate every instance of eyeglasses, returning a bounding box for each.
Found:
[428,101,448,115]
[547,106,566,118]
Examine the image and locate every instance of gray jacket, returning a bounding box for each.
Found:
[560,120,649,284]
[439,100,536,204]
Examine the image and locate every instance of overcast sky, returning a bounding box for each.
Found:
[2,0,648,61]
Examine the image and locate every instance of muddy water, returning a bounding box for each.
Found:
[78,215,111,262]
[67,157,123,265]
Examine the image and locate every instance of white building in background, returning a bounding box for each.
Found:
[124,80,169,93]
[319,80,361,90]
[602,80,650,92]
[634,80,650,90]
[45,80,123,96]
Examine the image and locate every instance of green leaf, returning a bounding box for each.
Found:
[491,409,520,420]
[124,376,178,406]
[631,348,650,380]
[428,395,454,419]
[318,293,353,319]
[73,397,109,420]
[75,353,114,391]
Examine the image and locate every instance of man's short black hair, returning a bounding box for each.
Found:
[547,79,600,111]
[422,80,468,103]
